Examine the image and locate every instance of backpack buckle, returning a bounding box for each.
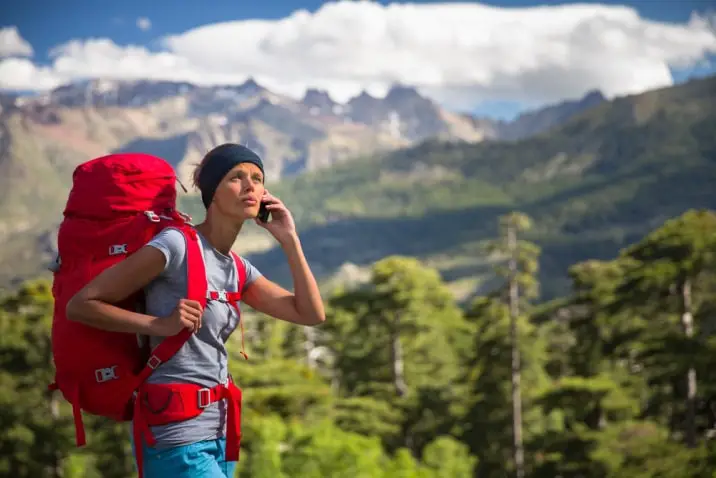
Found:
[197,388,211,408]
[144,211,161,223]
[208,290,229,302]
[95,366,118,383]
[147,355,162,370]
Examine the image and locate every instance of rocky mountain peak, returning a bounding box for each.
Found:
[582,89,606,104]
[236,77,263,95]
[348,90,379,105]
[384,84,424,104]
[46,79,196,108]
[496,89,607,141]
[302,88,336,115]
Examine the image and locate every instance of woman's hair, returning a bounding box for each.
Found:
[191,153,211,192]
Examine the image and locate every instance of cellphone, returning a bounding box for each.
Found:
[257,201,270,223]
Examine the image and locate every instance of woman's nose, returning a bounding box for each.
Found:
[242,179,255,192]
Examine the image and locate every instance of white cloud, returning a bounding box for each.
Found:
[0,58,59,90]
[137,17,152,31]
[0,26,33,57]
[0,1,714,110]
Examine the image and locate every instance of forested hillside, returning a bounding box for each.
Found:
[2,208,715,477]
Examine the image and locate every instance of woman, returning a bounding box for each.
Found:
[66,143,325,477]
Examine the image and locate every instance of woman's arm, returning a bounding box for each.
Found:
[66,246,166,334]
[66,245,202,336]
[242,233,325,326]
[242,191,325,326]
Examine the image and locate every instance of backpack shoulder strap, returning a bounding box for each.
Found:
[183,226,209,306]
[230,251,249,360]
[230,252,247,296]
[135,225,207,383]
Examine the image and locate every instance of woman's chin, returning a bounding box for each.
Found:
[235,206,258,222]
[209,204,257,223]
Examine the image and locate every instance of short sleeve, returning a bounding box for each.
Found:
[239,256,263,292]
[146,228,187,276]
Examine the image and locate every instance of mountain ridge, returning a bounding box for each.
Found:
[229,75,716,300]
[0,76,624,290]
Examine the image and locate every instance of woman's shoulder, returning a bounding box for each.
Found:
[149,226,188,247]
[147,227,190,254]
[145,226,189,274]
[233,255,263,292]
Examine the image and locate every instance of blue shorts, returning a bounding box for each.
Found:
[134,437,236,478]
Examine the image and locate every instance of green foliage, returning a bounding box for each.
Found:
[590,421,711,478]
[421,436,478,478]
[3,209,716,477]
[616,209,716,309]
[281,420,387,478]
[0,281,77,478]
[461,296,552,478]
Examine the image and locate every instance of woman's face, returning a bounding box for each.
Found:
[210,162,265,221]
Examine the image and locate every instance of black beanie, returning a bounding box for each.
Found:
[197,143,265,209]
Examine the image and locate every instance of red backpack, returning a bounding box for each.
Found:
[49,152,247,476]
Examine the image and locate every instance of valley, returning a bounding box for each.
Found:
[0,74,712,301]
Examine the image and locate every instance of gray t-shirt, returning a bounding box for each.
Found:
[139,226,261,448]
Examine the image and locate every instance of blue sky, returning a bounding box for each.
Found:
[1,0,715,118]
[2,0,713,57]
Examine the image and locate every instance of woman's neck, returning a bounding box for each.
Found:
[195,214,243,256]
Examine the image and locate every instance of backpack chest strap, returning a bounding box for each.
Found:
[205,289,248,360]
[207,290,242,303]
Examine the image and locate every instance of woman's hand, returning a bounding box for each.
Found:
[256,190,297,246]
[150,299,203,336]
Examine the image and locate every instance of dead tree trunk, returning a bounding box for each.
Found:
[391,320,408,397]
[681,278,697,448]
[508,224,524,478]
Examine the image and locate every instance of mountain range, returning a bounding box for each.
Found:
[0,76,609,290]
[9,77,608,182]
[11,74,715,300]
[227,74,716,301]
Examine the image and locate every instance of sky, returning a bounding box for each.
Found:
[1,0,715,119]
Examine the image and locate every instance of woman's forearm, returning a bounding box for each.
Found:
[280,233,326,325]
[67,295,161,335]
